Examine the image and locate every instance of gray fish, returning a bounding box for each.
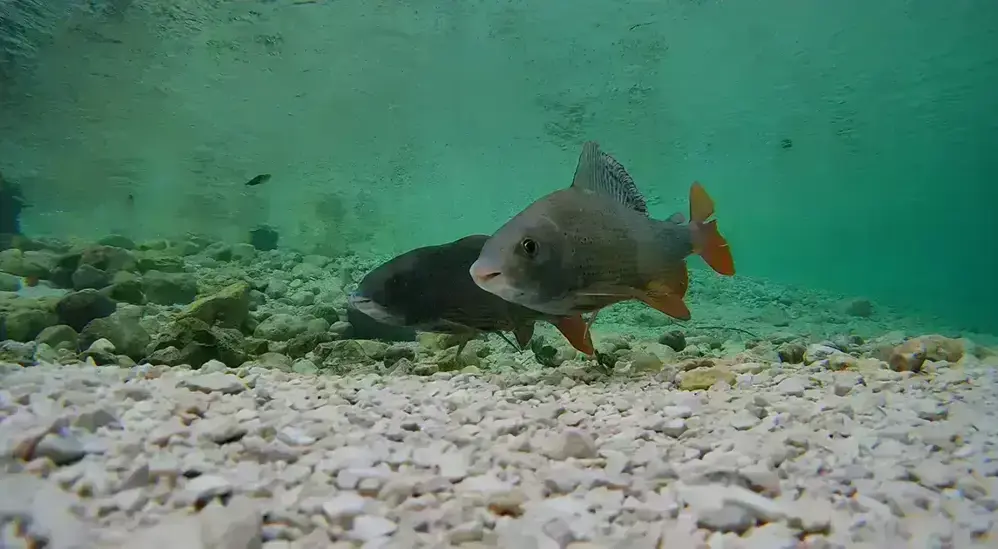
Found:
[349,235,595,355]
[469,141,735,320]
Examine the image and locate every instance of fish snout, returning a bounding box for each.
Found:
[469,259,502,286]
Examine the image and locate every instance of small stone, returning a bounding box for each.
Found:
[548,429,598,460]
[911,459,957,489]
[776,376,809,396]
[349,515,397,541]
[33,432,86,466]
[803,344,838,364]
[697,502,756,533]
[322,492,368,523]
[179,373,246,394]
[730,411,760,431]
[182,475,233,507]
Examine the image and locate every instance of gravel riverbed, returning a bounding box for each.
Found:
[1,353,996,549]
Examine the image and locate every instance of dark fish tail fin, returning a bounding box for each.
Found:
[688,182,735,276]
[551,315,595,356]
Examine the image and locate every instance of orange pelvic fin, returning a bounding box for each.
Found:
[552,315,595,356]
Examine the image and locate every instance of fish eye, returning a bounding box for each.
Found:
[520,237,539,258]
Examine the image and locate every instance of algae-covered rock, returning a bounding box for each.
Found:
[658,329,686,352]
[145,316,246,368]
[0,271,20,291]
[286,331,334,359]
[254,313,309,341]
[143,270,197,305]
[35,324,78,351]
[678,367,735,391]
[627,351,664,373]
[55,289,116,332]
[181,281,251,329]
[79,312,151,360]
[0,340,37,366]
[71,264,112,290]
[0,249,57,278]
[105,274,146,305]
[136,254,186,274]
[97,235,136,249]
[4,307,58,341]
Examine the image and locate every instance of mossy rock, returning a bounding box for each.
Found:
[180,281,250,330]
[145,316,246,368]
[678,367,736,391]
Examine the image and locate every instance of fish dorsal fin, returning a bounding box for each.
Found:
[571,141,649,215]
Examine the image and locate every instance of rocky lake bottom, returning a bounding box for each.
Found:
[0,234,996,548]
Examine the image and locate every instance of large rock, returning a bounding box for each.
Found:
[78,245,137,274]
[4,307,58,341]
[143,270,198,305]
[35,325,78,351]
[71,264,112,290]
[254,313,309,341]
[55,289,116,332]
[181,281,250,330]
[145,317,247,368]
[0,248,57,278]
[79,312,151,360]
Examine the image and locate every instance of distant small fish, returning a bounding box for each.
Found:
[245,174,272,187]
[349,235,595,355]
[23,276,39,287]
[470,140,735,321]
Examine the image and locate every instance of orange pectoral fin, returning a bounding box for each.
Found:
[552,315,595,356]
[639,275,692,321]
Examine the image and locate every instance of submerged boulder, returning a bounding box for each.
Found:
[145,316,247,368]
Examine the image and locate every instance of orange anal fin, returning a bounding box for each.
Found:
[689,181,735,276]
[513,323,535,350]
[552,315,595,356]
[641,277,692,321]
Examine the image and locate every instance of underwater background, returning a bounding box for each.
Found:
[1,0,996,334]
[5,2,998,548]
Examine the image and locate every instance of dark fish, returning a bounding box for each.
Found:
[349,235,595,355]
[469,140,735,321]
[245,174,272,187]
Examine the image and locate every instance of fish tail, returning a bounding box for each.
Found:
[688,182,735,276]
[551,315,595,356]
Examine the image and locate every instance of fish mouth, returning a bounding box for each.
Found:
[348,292,404,325]
[469,259,503,287]
[469,261,525,304]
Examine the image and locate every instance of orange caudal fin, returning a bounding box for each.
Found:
[552,315,595,356]
[689,182,735,276]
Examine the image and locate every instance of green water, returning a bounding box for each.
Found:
[1,0,996,333]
